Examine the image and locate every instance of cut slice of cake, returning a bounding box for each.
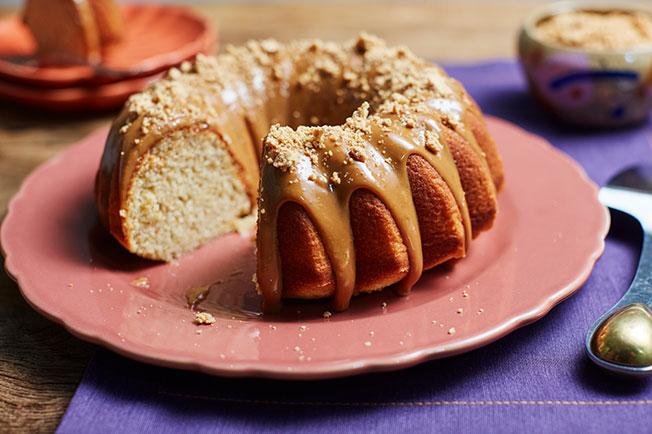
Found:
[89,0,124,45]
[22,0,124,64]
[23,0,102,64]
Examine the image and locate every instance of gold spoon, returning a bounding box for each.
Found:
[586,166,652,375]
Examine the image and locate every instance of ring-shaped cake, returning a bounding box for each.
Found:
[96,34,504,312]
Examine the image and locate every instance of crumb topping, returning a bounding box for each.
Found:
[535,10,652,51]
[120,33,463,175]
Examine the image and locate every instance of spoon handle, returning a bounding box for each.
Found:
[615,230,652,308]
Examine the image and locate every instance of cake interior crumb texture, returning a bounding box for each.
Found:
[124,129,251,261]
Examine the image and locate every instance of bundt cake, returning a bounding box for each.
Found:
[95,34,504,312]
[22,0,123,65]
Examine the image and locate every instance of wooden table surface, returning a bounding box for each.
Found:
[0,1,547,431]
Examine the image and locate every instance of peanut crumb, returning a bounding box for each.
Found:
[424,130,443,154]
[131,277,150,289]
[535,10,652,51]
[194,311,216,325]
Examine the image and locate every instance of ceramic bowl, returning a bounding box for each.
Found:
[518,1,652,127]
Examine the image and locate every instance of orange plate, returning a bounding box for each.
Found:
[0,72,162,112]
[0,4,217,88]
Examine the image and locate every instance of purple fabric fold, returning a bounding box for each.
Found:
[56,60,652,434]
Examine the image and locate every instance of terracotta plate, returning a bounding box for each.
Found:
[0,72,162,112]
[1,117,609,379]
[0,5,217,88]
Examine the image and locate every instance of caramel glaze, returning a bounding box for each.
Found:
[95,34,502,311]
[258,108,472,311]
[255,36,501,312]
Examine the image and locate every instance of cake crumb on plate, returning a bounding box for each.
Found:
[131,276,150,289]
[194,311,216,325]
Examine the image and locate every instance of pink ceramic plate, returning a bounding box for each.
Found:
[1,117,609,379]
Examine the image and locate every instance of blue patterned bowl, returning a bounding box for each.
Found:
[518,1,652,127]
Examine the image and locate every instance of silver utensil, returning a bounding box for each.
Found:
[586,166,652,376]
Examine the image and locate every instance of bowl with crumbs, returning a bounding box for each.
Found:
[518,2,652,127]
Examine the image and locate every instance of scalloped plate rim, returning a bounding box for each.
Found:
[0,117,610,380]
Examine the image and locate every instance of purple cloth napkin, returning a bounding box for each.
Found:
[57,60,652,433]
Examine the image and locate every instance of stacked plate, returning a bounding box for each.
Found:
[0,5,217,112]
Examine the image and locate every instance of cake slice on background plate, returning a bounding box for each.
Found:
[22,0,124,65]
